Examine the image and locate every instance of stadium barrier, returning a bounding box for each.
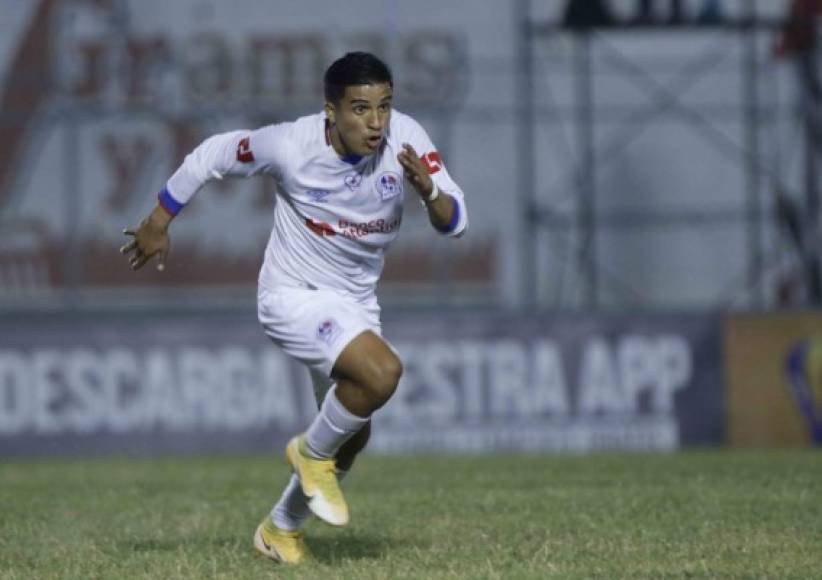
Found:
[6,309,821,455]
[0,309,725,456]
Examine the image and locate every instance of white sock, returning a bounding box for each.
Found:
[270,470,349,531]
[303,385,369,459]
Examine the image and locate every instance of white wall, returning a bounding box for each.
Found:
[0,0,801,309]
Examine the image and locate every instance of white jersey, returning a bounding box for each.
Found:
[164,110,468,301]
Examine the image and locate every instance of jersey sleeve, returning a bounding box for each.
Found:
[160,123,288,215]
[403,117,469,238]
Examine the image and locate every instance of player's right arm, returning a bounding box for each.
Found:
[120,125,285,271]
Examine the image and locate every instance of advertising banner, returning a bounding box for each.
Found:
[374,311,723,453]
[0,310,722,456]
[725,313,822,447]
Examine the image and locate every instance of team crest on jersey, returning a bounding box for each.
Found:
[317,318,342,344]
[344,172,363,191]
[376,172,402,201]
[307,189,331,203]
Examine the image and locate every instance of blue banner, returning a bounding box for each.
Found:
[0,310,723,455]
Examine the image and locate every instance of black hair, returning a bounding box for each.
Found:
[323,52,393,104]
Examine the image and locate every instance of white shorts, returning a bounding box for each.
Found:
[257,285,382,395]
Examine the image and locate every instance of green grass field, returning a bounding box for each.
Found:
[1,451,820,579]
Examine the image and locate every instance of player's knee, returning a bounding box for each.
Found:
[366,355,402,407]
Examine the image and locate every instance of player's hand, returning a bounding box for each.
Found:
[397,143,434,200]
[120,206,171,271]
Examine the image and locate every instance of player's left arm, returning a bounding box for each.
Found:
[397,130,468,238]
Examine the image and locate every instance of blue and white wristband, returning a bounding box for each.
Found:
[158,186,185,216]
[434,195,461,234]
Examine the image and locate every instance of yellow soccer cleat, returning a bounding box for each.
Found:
[285,435,349,526]
[253,517,310,565]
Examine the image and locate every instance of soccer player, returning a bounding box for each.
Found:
[120,51,468,565]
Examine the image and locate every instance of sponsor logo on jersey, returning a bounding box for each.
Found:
[338,217,401,239]
[376,172,402,201]
[344,172,363,191]
[420,151,442,174]
[317,318,342,345]
[236,137,255,163]
[305,218,336,237]
[307,189,331,203]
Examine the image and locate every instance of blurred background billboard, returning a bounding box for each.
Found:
[0,310,722,456]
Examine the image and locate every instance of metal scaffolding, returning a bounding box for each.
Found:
[517,0,820,311]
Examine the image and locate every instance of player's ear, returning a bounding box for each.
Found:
[324,102,336,125]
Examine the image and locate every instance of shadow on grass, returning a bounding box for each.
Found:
[126,535,240,553]
[308,532,400,564]
[124,531,404,564]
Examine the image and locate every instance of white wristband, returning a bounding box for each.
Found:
[425,183,440,203]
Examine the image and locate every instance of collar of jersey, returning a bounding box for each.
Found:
[340,153,363,165]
